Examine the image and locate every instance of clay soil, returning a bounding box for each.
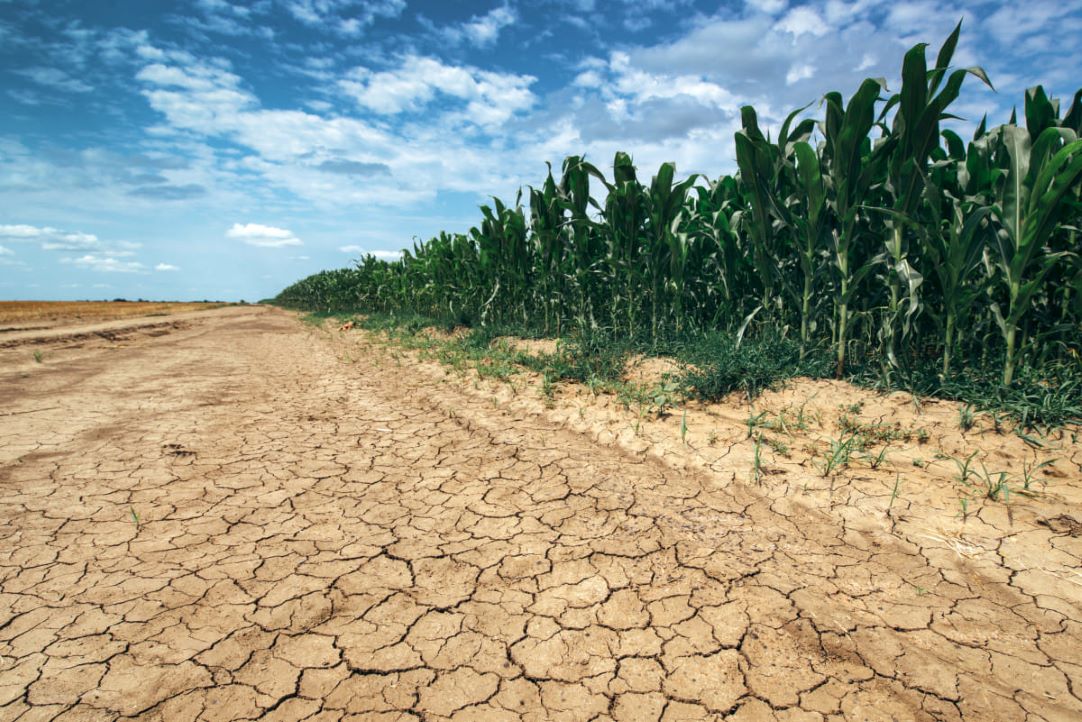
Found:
[1,305,1081,721]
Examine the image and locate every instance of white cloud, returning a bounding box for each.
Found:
[0,224,57,239]
[0,224,101,250]
[283,0,405,35]
[0,244,13,256]
[41,232,101,251]
[8,89,45,106]
[822,0,881,25]
[541,51,744,158]
[186,0,274,38]
[785,63,815,85]
[573,70,604,88]
[775,7,830,37]
[137,62,243,94]
[980,0,1082,62]
[339,55,536,126]
[440,5,517,47]
[62,254,145,273]
[608,51,737,109]
[339,245,402,260]
[135,58,405,189]
[227,223,303,247]
[14,67,93,93]
[155,263,180,271]
[747,0,788,14]
[196,0,251,14]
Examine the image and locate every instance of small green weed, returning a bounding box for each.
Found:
[959,404,975,431]
[820,435,858,477]
[864,445,890,470]
[974,462,1010,500]
[764,436,790,456]
[1021,458,1054,492]
[887,474,902,516]
[952,450,979,486]
[746,410,768,439]
[751,434,764,485]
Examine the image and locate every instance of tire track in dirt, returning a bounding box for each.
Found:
[1,306,1079,721]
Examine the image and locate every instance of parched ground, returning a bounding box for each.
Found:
[1,305,1080,721]
[0,302,224,333]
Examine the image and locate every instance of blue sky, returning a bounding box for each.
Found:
[1,0,1079,301]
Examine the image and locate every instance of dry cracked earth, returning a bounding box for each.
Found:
[1,305,1081,721]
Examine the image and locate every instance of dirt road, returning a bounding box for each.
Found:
[1,306,1079,721]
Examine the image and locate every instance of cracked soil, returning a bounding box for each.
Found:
[1,305,1081,721]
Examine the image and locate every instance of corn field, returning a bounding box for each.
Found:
[277,25,1082,389]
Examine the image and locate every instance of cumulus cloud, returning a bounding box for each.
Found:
[62,254,145,273]
[439,5,517,47]
[543,51,743,151]
[339,245,402,260]
[339,55,536,126]
[136,60,252,111]
[135,57,397,174]
[786,63,815,85]
[185,0,275,38]
[0,224,57,239]
[0,224,101,250]
[608,52,737,109]
[155,263,180,271]
[41,233,101,251]
[747,0,788,14]
[128,48,545,207]
[283,0,405,35]
[227,223,303,247]
[775,6,830,37]
[618,0,692,31]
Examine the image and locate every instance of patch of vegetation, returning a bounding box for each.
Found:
[674,332,833,401]
[328,309,1081,431]
[820,434,861,476]
[299,312,335,327]
[855,359,1082,430]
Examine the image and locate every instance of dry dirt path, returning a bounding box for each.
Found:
[0,306,1079,721]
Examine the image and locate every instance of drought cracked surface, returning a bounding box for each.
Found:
[2,306,1081,721]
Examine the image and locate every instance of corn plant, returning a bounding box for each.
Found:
[273,25,1082,421]
[987,91,1082,384]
